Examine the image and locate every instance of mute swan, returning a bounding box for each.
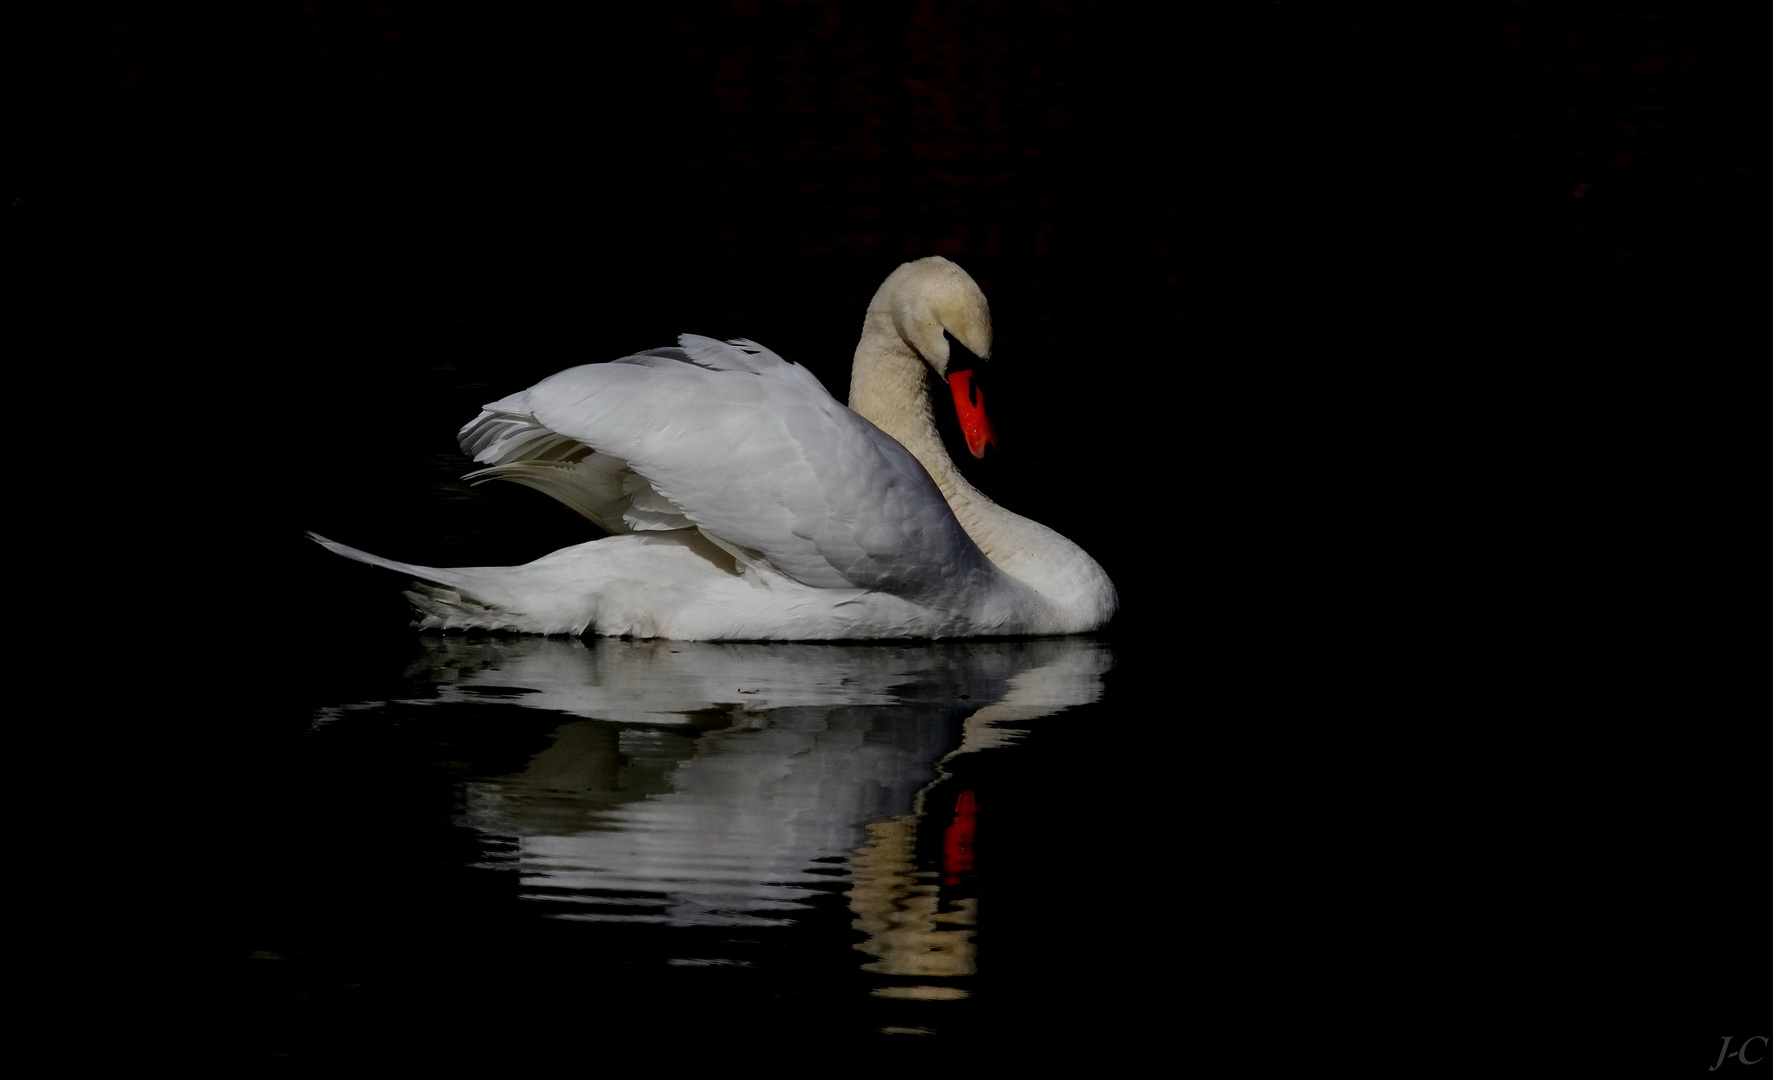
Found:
[310,257,1116,639]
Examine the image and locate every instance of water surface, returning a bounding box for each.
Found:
[239,633,1125,1062]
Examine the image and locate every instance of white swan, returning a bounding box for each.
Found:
[311,257,1115,639]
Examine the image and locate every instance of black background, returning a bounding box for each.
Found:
[29,2,1757,635]
[23,1,1761,1070]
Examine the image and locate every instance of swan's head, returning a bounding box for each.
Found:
[871,256,998,457]
[875,256,994,375]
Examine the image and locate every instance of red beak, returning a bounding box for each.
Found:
[946,370,998,459]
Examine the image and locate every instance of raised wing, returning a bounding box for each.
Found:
[459,336,993,597]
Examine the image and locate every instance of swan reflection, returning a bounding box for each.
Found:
[314,635,1110,995]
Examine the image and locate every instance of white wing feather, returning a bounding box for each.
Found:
[458,336,992,598]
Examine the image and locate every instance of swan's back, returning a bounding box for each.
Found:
[460,336,998,601]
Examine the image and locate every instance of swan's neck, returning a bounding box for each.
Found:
[849,311,1117,632]
[849,310,992,529]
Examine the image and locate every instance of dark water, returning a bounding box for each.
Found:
[232,632,1146,1063]
[206,607,1760,1069]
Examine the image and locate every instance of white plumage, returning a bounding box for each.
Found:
[311,257,1115,639]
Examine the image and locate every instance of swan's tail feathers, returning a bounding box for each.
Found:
[305,532,592,634]
[305,533,497,628]
[400,583,522,632]
[305,532,473,589]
